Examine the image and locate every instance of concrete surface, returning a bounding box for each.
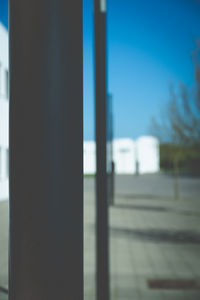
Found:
[84,174,200,300]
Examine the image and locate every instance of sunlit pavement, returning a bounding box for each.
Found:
[1,174,200,300]
[0,200,8,300]
[84,174,200,300]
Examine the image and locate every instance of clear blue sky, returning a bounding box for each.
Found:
[1,0,200,140]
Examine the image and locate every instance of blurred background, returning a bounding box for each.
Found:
[1,0,200,299]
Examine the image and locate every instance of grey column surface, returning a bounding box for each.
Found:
[9,1,83,299]
[95,0,110,300]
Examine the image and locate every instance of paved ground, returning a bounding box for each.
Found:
[0,201,8,300]
[84,174,200,300]
[1,174,200,299]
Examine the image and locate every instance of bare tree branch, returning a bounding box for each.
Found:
[149,43,200,146]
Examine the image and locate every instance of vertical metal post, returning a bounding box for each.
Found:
[107,94,114,206]
[9,1,83,299]
[94,0,109,300]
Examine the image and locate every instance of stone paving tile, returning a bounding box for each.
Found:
[182,291,200,300]
[0,294,8,300]
[162,290,200,300]
[104,176,199,299]
[0,201,8,294]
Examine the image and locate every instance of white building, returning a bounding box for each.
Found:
[113,138,136,174]
[84,137,160,175]
[136,136,160,174]
[83,141,96,174]
[0,23,9,201]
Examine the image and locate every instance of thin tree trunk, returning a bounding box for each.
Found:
[174,158,180,200]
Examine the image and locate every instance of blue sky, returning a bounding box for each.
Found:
[1,0,200,140]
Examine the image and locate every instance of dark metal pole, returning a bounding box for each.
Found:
[9,1,83,299]
[107,94,114,206]
[94,0,109,300]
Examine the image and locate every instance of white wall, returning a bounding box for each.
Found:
[83,141,96,174]
[0,23,9,201]
[113,139,136,174]
[84,137,160,175]
[136,136,160,174]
